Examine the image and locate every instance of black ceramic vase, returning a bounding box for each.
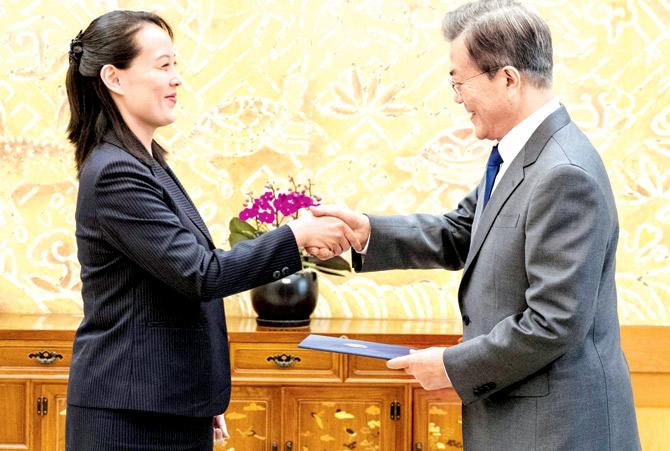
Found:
[250,270,318,327]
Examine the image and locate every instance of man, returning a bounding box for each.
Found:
[310,1,641,449]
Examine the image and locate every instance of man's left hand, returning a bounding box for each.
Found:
[386,347,452,390]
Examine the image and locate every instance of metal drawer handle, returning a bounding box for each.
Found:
[266,354,301,368]
[28,351,63,365]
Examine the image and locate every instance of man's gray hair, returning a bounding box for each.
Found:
[443,0,553,89]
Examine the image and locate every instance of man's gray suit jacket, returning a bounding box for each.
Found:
[353,106,641,450]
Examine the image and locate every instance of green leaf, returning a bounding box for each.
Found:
[312,266,348,277]
[229,217,258,237]
[302,261,348,277]
[305,255,351,272]
[228,217,260,247]
[229,232,251,247]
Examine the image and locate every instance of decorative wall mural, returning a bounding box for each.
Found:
[0,1,668,324]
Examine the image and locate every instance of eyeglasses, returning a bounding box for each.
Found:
[449,68,499,95]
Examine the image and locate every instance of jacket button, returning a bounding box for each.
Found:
[281,266,290,276]
[462,315,471,326]
[273,270,281,279]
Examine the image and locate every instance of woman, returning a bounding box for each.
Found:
[65,10,358,450]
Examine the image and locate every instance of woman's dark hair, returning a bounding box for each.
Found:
[66,10,173,177]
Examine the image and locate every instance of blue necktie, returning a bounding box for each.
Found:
[482,144,503,209]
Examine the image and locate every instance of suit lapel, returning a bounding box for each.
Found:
[463,157,524,274]
[152,161,215,248]
[462,106,572,277]
[470,176,486,236]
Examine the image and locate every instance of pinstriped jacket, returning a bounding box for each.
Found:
[67,132,302,416]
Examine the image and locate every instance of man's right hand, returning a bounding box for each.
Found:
[307,205,371,259]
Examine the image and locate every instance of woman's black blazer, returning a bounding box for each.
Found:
[67,132,302,416]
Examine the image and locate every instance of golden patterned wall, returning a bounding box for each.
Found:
[0,0,668,325]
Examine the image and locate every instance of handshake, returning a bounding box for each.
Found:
[287,206,371,261]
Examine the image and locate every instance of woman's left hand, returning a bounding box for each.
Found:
[213,413,229,443]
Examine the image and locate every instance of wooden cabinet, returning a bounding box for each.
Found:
[221,319,462,451]
[3,315,667,450]
[412,388,463,451]
[0,316,463,451]
[224,386,406,451]
[0,378,30,450]
[36,384,68,451]
[223,386,281,451]
[283,386,405,450]
[0,331,71,451]
[0,378,68,451]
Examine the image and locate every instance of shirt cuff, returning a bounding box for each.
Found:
[360,234,371,255]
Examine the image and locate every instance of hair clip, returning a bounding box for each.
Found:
[69,30,84,64]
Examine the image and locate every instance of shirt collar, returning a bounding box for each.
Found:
[497,97,560,164]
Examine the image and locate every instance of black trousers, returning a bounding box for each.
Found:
[65,404,212,451]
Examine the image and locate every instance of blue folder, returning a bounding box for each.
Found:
[298,334,413,360]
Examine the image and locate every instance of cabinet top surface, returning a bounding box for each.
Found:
[0,314,463,341]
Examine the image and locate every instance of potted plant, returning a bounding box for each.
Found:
[229,178,351,327]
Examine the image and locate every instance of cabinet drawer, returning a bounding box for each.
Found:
[0,341,72,369]
[346,354,413,380]
[230,343,340,380]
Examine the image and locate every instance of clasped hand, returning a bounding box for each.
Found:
[287,205,371,260]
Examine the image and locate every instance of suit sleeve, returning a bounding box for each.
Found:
[442,164,611,405]
[352,187,477,272]
[93,159,303,301]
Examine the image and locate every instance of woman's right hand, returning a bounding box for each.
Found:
[287,213,361,259]
[213,413,229,444]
